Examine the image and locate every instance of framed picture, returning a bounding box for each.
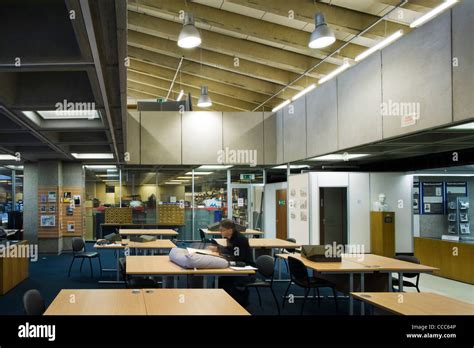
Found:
[66,206,74,216]
[48,205,56,214]
[40,205,47,213]
[48,191,56,203]
[41,194,47,203]
[40,215,55,227]
[67,222,75,232]
[73,195,81,206]
[63,192,72,203]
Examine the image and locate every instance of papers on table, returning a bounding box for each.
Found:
[230,266,258,271]
[186,247,217,256]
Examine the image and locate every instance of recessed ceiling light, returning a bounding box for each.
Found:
[197,165,232,170]
[85,165,117,170]
[446,122,474,130]
[0,155,18,161]
[164,181,182,185]
[272,165,310,169]
[34,109,100,120]
[72,153,114,159]
[96,174,119,177]
[310,154,370,161]
[185,171,213,175]
[5,165,23,170]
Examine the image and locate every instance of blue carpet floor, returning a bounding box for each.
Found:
[0,242,357,315]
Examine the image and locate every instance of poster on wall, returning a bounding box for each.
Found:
[445,182,467,213]
[421,182,444,214]
[40,215,55,227]
[66,206,74,216]
[413,181,420,214]
[41,194,47,203]
[48,191,56,202]
[63,192,72,203]
[40,205,47,213]
[73,195,81,206]
[48,205,56,214]
[67,222,75,232]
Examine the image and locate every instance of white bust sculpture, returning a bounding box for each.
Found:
[373,193,389,212]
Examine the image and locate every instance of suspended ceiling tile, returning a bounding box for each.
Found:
[220,1,265,19]
[261,12,308,30]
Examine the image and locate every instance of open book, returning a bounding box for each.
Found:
[186,247,218,256]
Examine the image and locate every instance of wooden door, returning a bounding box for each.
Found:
[276,189,287,240]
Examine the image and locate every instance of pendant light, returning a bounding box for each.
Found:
[308,12,335,49]
[197,86,212,108]
[178,12,201,49]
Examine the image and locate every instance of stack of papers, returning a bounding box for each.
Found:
[230,266,258,271]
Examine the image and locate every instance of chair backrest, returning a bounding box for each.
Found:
[395,255,420,278]
[199,229,206,241]
[285,238,297,253]
[287,256,310,287]
[71,237,85,253]
[255,255,275,279]
[23,289,45,315]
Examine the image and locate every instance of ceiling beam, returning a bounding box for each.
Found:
[128,59,283,107]
[225,0,409,40]
[128,30,315,89]
[129,0,368,59]
[128,47,296,99]
[376,0,443,12]
[128,11,338,75]
[127,79,265,111]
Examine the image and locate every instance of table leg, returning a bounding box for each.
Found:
[174,276,178,288]
[388,272,392,292]
[214,276,219,288]
[278,256,282,280]
[360,273,365,316]
[398,272,404,292]
[203,276,207,288]
[349,273,354,315]
[116,251,120,281]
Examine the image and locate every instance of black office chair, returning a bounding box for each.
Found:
[392,255,421,292]
[119,258,158,288]
[283,256,338,315]
[245,255,280,315]
[282,238,299,274]
[0,227,7,241]
[67,237,102,278]
[23,289,45,315]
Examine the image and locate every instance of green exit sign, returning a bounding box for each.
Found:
[278,200,286,206]
[240,174,255,181]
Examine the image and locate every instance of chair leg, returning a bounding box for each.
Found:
[270,286,280,315]
[282,281,292,308]
[79,258,85,272]
[88,258,93,278]
[68,257,75,277]
[316,287,321,307]
[255,287,262,307]
[331,286,338,312]
[301,288,310,315]
[98,255,103,276]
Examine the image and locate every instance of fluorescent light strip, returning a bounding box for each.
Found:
[185,172,213,175]
[85,165,116,170]
[272,165,309,169]
[272,100,291,113]
[72,153,114,159]
[176,90,184,101]
[0,155,18,160]
[198,165,232,170]
[291,84,317,102]
[410,0,458,28]
[310,154,370,161]
[319,61,350,85]
[355,30,404,62]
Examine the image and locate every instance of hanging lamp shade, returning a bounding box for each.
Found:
[197,86,212,107]
[178,12,202,49]
[308,12,335,49]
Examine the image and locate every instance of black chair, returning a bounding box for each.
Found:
[282,238,299,273]
[199,228,213,243]
[67,237,102,278]
[283,256,338,315]
[126,277,158,288]
[245,255,280,314]
[23,289,45,315]
[392,255,421,292]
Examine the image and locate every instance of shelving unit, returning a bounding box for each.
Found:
[446,196,470,238]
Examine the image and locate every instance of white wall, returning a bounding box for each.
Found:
[369,173,413,253]
[263,181,287,239]
[286,171,413,254]
[288,173,310,244]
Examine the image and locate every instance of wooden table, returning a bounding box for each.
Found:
[342,253,438,291]
[94,239,176,284]
[126,255,255,288]
[215,238,300,249]
[352,292,474,315]
[44,289,146,315]
[119,229,179,238]
[276,253,438,315]
[276,253,373,315]
[44,289,249,315]
[143,289,249,315]
[201,228,264,237]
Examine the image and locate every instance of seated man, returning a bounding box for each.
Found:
[213,219,255,307]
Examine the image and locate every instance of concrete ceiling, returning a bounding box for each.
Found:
[126,0,443,111]
[0,0,127,164]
